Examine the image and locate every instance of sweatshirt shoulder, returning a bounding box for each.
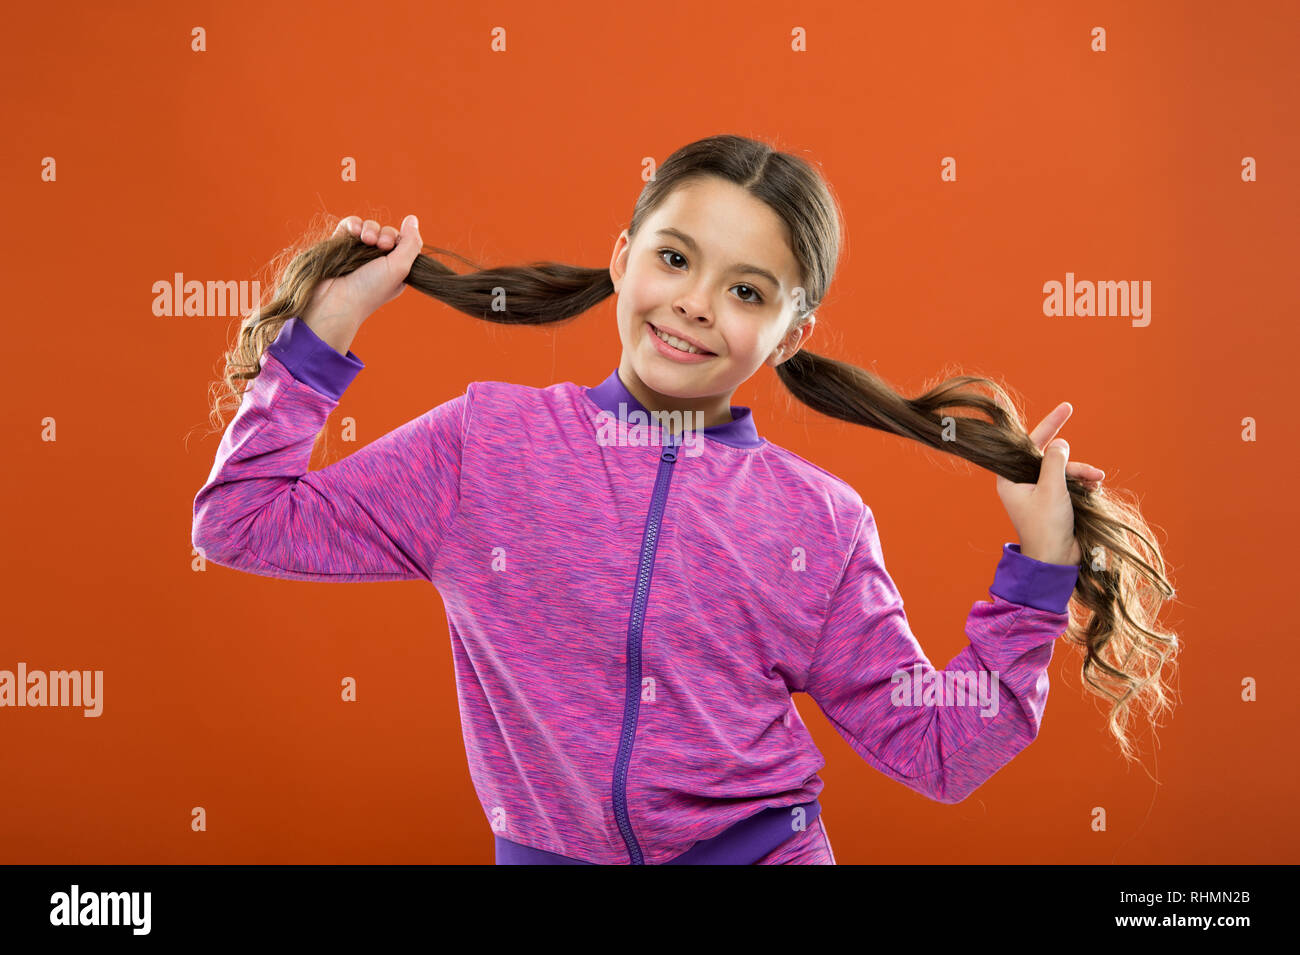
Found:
[757,439,867,524]
[462,377,588,421]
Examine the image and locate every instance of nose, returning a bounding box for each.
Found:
[674,296,715,327]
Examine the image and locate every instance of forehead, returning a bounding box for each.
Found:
[645,178,799,287]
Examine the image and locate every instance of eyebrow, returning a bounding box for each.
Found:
[654,228,782,291]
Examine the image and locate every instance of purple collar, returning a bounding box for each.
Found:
[585,369,763,450]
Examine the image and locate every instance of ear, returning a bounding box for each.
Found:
[609,229,631,292]
[769,314,816,366]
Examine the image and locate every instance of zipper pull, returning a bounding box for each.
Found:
[660,430,680,462]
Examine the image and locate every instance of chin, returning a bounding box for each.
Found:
[642,364,723,400]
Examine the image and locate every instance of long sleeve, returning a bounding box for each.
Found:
[800,504,1079,804]
[191,316,467,582]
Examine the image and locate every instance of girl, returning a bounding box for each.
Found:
[194,134,1179,865]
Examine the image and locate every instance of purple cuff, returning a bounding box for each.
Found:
[989,543,1079,615]
[265,316,364,400]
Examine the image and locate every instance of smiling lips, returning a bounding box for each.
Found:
[648,322,715,356]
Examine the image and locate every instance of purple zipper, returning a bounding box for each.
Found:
[612,432,682,864]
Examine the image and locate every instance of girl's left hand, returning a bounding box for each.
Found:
[996,402,1105,566]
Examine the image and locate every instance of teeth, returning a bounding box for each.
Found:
[653,326,704,354]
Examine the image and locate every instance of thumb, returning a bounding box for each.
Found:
[392,214,423,271]
[1040,438,1070,489]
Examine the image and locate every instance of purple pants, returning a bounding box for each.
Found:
[754,816,836,865]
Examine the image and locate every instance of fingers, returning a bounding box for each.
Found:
[1029,401,1072,451]
[335,215,410,252]
[1033,399,1104,487]
[1067,461,1105,481]
[1031,403,1105,487]
[1040,441,1102,493]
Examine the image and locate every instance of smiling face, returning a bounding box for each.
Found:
[609,176,815,428]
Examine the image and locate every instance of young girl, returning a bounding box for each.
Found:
[194,134,1179,865]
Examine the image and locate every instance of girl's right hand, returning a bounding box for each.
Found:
[303,214,423,332]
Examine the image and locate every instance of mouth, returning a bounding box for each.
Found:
[646,322,716,357]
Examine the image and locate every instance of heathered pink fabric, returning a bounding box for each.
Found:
[193,320,1077,865]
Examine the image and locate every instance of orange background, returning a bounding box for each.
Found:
[2,0,1296,864]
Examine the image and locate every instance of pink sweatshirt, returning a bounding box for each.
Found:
[192,317,1079,865]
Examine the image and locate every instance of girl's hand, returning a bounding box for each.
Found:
[303,214,423,330]
[995,402,1106,566]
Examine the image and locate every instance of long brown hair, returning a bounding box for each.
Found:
[209,133,1179,765]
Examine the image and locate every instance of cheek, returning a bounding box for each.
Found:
[622,272,671,314]
[725,325,768,357]
[617,289,648,332]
